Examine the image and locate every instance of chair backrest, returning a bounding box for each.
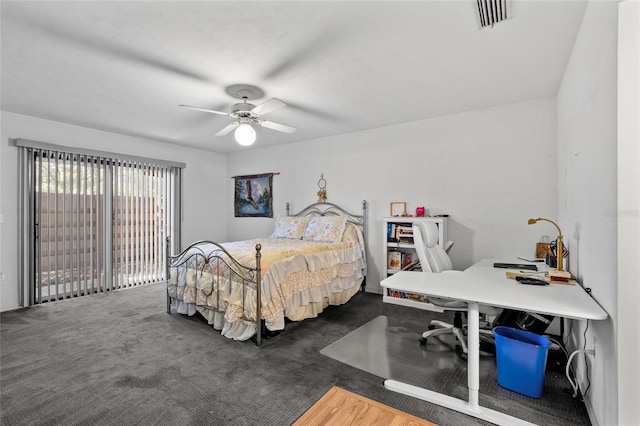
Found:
[412,222,453,273]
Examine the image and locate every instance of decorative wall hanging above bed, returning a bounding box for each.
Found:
[233,173,277,217]
[317,173,327,202]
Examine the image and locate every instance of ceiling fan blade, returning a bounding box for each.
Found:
[179,104,229,116]
[258,120,297,134]
[251,98,286,116]
[215,121,239,136]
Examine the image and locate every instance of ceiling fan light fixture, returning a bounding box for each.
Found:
[234,122,256,146]
[180,85,295,146]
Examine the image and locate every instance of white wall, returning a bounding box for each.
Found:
[557,1,619,425]
[617,1,640,425]
[227,97,558,294]
[0,111,228,311]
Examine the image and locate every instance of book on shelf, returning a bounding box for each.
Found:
[397,226,413,241]
[387,223,414,243]
[388,252,417,272]
[387,251,402,270]
[387,223,398,241]
[401,252,415,269]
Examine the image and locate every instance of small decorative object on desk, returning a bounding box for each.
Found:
[536,235,551,260]
[415,206,425,217]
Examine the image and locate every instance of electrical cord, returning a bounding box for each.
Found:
[547,336,569,359]
[566,348,595,398]
[564,319,592,400]
[555,284,595,399]
[582,319,592,396]
[545,335,581,396]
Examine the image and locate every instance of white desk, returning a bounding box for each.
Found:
[380,259,608,426]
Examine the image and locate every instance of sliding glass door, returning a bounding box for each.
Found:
[17,139,183,305]
[34,151,107,301]
[112,162,171,291]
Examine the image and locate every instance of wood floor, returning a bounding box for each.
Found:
[293,386,437,426]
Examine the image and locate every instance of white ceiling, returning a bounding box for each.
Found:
[1,1,587,154]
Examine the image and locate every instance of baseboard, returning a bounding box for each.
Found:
[574,365,599,426]
[0,304,23,313]
[364,286,382,294]
[583,392,598,426]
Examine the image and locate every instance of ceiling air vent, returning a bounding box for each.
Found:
[476,0,510,28]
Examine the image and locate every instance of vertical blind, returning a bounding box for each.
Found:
[16,139,183,306]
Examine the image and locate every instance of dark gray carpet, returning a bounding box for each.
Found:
[1,283,590,426]
[320,315,591,425]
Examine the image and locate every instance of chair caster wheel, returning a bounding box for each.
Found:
[427,324,436,331]
[455,345,467,359]
[419,337,427,345]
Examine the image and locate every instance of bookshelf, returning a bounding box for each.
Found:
[383,217,448,277]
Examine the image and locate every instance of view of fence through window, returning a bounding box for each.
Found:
[34,150,174,303]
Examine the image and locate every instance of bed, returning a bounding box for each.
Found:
[166,200,367,345]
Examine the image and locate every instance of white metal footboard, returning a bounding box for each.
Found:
[165,238,264,346]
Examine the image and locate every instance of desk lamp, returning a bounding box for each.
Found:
[528,217,571,282]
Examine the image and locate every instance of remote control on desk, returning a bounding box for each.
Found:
[515,276,549,286]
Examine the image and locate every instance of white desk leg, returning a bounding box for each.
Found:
[467,302,480,409]
[384,301,537,426]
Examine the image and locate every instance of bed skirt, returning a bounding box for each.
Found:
[169,273,363,341]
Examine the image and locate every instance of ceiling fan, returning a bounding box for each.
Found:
[179,84,297,146]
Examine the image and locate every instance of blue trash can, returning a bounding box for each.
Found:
[493,326,551,398]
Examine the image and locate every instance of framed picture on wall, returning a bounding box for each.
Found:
[390,202,406,217]
[234,173,273,217]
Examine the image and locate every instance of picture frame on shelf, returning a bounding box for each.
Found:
[390,202,406,217]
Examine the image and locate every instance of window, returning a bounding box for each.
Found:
[16,139,184,305]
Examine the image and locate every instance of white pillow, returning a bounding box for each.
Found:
[302,216,347,243]
[270,216,310,239]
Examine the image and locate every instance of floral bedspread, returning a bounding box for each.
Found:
[167,225,365,340]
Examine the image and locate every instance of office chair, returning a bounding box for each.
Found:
[412,221,499,354]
